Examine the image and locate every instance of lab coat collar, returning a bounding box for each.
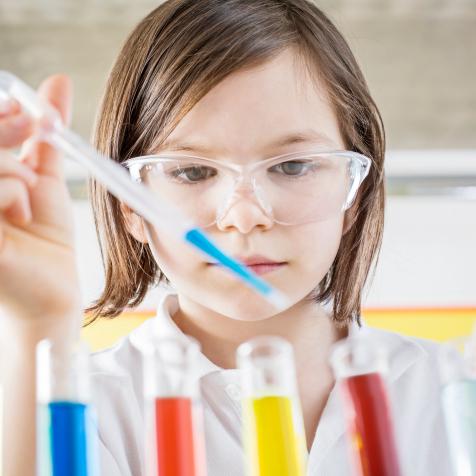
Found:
[131,288,425,384]
[130,288,221,379]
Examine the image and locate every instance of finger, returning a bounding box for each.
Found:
[0,112,33,149]
[0,98,21,118]
[0,151,38,187]
[19,135,38,170]
[0,178,32,226]
[33,74,73,179]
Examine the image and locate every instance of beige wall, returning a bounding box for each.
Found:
[1,0,475,151]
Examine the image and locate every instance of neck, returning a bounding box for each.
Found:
[172,293,348,370]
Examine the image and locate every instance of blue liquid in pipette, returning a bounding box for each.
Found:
[45,401,96,476]
[442,379,476,476]
[185,228,287,308]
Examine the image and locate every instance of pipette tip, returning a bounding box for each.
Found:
[265,289,291,311]
[185,228,289,310]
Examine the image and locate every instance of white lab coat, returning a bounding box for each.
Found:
[90,289,453,476]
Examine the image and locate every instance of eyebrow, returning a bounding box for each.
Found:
[159,129,338,155]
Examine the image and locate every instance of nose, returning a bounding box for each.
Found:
[216,187,274,234]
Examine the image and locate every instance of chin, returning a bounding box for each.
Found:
[213,302,285,322]
[175,264,323,320]
[196,285,294,322]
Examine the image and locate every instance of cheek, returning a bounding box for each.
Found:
[290,216,345,275]
[145,224,204,282]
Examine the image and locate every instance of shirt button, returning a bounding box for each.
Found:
[225,383,242,401]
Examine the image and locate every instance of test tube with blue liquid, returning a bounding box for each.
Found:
[439,329,476,476]
[36,339,99,476]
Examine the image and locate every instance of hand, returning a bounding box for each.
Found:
[0,74,82,327]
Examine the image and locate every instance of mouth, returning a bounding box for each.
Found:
[207,255,287,275]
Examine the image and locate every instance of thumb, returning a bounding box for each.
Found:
[28,74,73,179]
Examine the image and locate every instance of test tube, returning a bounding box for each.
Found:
[439,332,476,476]
[143,336,207,476]
[237,336,307,476]
[330,336,402,476]
[36,339,99,476]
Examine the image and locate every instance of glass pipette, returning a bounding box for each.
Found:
[0,71,288,310]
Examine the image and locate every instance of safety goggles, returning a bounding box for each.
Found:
[124,149,371,227]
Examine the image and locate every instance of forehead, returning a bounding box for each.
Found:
[159,48,344,159]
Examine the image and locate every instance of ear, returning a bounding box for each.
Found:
[120,203,148,243]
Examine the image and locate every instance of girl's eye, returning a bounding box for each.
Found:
[168,165,217,183]
[269,160,316,177]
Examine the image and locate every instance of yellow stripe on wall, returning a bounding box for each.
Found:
[82,313,154,351]
[363,308,476,343]
[81,309,476,352]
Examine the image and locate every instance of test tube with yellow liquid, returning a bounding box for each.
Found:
[237,336,307,476]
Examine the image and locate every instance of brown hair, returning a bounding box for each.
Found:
[86,0,385,326]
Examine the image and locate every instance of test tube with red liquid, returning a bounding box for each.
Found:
[330,336,402,476]
[143,336,207,476]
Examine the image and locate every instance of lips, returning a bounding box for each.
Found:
[235,255,284,267]
[244,262,286,275]
[207,255,287,275]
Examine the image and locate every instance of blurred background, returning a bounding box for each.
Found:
[1,0,475,347]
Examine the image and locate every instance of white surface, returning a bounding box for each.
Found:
[385,149,476,176]
[364,196,476,308]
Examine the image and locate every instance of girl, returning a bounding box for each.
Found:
[1,1,451,475]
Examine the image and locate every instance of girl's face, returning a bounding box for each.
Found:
[130,49,353,321]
